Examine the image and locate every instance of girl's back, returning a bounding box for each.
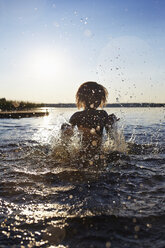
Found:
[69,108,108,136]
[69,108,109,152]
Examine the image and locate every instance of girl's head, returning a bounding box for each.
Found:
[76,81,108,109]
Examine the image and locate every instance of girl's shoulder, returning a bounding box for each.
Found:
[69,111,83,125]
[70,110,83,118]
[97,109,109,117]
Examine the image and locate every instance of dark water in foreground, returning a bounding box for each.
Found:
[0,108,165,248]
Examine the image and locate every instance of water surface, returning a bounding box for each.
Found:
[0,107,165,247]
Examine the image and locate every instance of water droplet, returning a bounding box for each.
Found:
[146,223,152,228]
[94,155,99,160]
[106,241,111,248]
[96,126,100,131]
[89,160,93,165]
[134,225,140,232]
[90,104,94,109]
[92,140,97,146]
[133,218,137,223]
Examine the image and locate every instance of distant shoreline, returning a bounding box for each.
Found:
[44,103,165,108]
[1,97,165,112]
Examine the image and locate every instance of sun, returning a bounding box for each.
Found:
[27,48,65,80]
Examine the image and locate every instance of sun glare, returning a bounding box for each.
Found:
[27,48,65,80]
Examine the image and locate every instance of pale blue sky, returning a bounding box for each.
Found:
[0,0,165,103]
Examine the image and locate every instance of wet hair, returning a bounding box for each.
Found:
[76,81,108,109]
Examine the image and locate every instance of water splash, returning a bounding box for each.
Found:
[51,122,82,163]
[50,121,127,165]
[103,123,127,154]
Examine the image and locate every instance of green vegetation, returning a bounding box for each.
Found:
[0,98,44,111]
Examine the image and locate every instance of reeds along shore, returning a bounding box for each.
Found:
[0,98,44,111]
[0,98,48,118]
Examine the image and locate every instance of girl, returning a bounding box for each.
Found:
[61,81,119,153]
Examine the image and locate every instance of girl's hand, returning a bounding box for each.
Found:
[61,123,73,136]
[108,114,120,125]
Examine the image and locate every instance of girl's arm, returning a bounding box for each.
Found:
[108,114,120,125]
[105,114,120,133]
[61,123,73,136]
[60,112,79,136]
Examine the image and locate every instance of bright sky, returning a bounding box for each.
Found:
[0,0,165,103]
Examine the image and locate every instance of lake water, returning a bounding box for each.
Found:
[0,107,165,248]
